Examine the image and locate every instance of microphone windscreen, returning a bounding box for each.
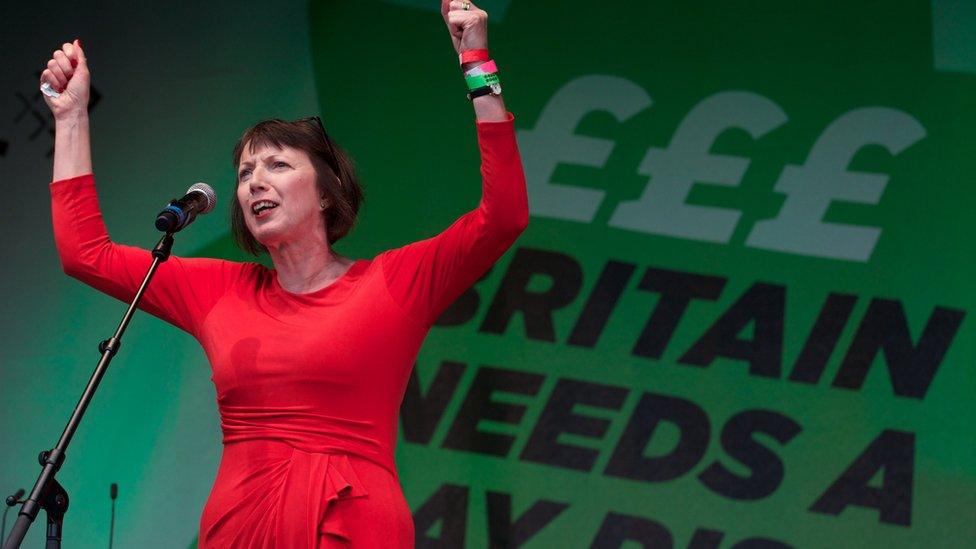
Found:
[110,483,118,499]
[186,182,217,214]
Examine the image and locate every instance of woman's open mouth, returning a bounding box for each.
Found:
[251,200,279,219]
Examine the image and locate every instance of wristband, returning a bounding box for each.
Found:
[463,59,498,77]
[465,71,500,91]
[466,85,495,100]
[459,48,489,65]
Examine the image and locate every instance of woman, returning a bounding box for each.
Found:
[40,1,527,546]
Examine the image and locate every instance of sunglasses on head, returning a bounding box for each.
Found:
[298,115,341,181]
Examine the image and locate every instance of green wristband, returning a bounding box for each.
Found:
[465,71,500,92]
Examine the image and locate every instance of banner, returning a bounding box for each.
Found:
[0,1,972,547]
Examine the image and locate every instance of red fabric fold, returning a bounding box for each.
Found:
[201,444,374,548]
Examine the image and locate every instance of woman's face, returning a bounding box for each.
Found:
[236,142,325,250]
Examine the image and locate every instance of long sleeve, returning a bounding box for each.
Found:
[50,174,246,336]
[380,112,529,326]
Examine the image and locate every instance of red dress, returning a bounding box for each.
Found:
[49,114,528,547]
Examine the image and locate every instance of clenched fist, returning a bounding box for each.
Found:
[440,0,489,54]
[39,39,90,121]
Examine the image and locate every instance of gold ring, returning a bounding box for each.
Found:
[461,1,471,10]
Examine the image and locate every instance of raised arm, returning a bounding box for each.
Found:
[441,0,508,122]
[40,41,242,336]
[381,3,528,326]
[41,40,92,181]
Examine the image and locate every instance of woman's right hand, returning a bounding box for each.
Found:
[40,40,90,121]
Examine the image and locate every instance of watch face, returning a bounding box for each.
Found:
[490,83,502,95]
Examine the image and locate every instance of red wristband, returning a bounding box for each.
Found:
[459,48,490,65]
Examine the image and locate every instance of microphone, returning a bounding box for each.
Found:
[155,183,216,233]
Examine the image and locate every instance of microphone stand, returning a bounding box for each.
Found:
[2,490,25,542]
[3,233,175,549]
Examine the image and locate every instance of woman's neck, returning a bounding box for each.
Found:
[267,236,354,294]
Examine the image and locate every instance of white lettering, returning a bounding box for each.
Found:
[608,91,787,243]
[517,75,652,222]
[746,108,925,261]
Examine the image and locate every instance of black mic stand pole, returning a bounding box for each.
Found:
[3,233,175,549]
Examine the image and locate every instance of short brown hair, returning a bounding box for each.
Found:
[230,118,364,255]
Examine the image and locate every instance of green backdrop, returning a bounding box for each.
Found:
[0,1,972,547]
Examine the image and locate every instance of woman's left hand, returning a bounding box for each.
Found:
[440,0,488,54]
